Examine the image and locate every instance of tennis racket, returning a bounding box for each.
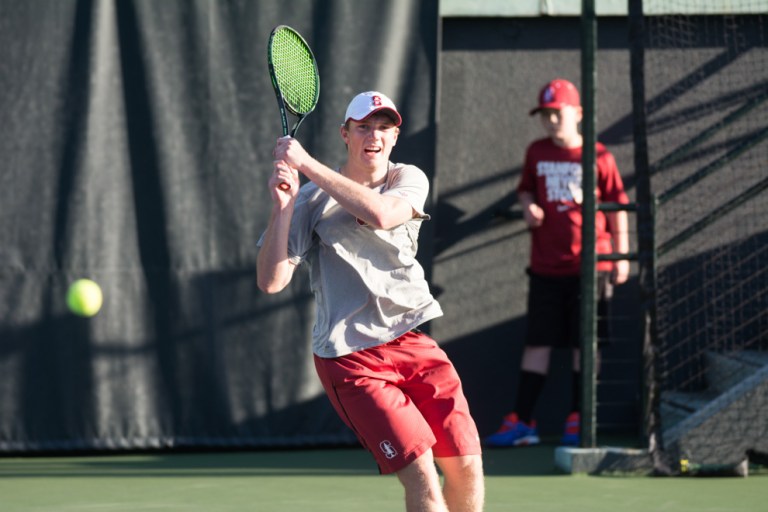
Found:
[267,25,320,190]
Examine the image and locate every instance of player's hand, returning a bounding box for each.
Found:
[523,203,545,229]
[273,136,311,174]
[612,259,630,285]
[270,159,299,203]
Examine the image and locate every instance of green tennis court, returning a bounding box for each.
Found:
[1,444,765,512]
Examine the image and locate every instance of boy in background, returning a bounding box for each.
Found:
[486,79,630,447]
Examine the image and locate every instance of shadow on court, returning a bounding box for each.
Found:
[1,443,567,479]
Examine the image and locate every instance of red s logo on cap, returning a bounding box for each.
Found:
[372,95,382,107]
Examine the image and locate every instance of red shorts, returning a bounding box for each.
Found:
[314,330,481,474]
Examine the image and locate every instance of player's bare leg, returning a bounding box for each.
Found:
[396,450,448,512]
[435,454,485,512]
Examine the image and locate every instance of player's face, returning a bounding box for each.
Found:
[538,105,582,147]
[342,114,399,167]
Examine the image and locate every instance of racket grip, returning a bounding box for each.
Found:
[278,182,291,191]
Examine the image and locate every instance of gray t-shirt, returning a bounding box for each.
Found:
[264,161,443,358]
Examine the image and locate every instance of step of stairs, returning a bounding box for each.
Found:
[706,350,766,395]
[661,349,768,430]
[661,352,768,465]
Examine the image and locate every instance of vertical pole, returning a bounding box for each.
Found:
[628,0,667,471]
[580,0,598,449]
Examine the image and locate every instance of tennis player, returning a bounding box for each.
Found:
[258,91,484,512]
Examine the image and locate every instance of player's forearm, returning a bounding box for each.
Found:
[300,160,411,229]
[257,206,295,293]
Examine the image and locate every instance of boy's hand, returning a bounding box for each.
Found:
[523,203,545,228]
[612,259,630,285]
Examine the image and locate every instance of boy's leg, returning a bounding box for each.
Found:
[517,346,551,423]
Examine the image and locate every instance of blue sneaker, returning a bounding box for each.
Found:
[485,413,540,447]
[560,412,580,446]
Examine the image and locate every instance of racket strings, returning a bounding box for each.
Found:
[271,29,318,115]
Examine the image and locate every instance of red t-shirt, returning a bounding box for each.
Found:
[517,138,629,276]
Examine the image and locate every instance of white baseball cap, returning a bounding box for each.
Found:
[344,91,402,126]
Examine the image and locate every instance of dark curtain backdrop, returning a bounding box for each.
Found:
[0,0,438,451]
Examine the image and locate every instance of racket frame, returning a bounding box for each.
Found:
[267,25,320,139]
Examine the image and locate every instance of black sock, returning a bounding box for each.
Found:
[571,371,581,414]
[515,371,546,424]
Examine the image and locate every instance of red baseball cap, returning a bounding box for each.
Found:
[344,91,402,126]
[529,78,581,115]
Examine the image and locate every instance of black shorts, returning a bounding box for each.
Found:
[524,270,613,349]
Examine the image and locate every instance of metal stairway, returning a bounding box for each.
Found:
[660,350,768,464]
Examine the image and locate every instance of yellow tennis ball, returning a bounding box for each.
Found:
[66,279,103,317]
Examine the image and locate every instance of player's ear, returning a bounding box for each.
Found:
[340,123,350,143]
